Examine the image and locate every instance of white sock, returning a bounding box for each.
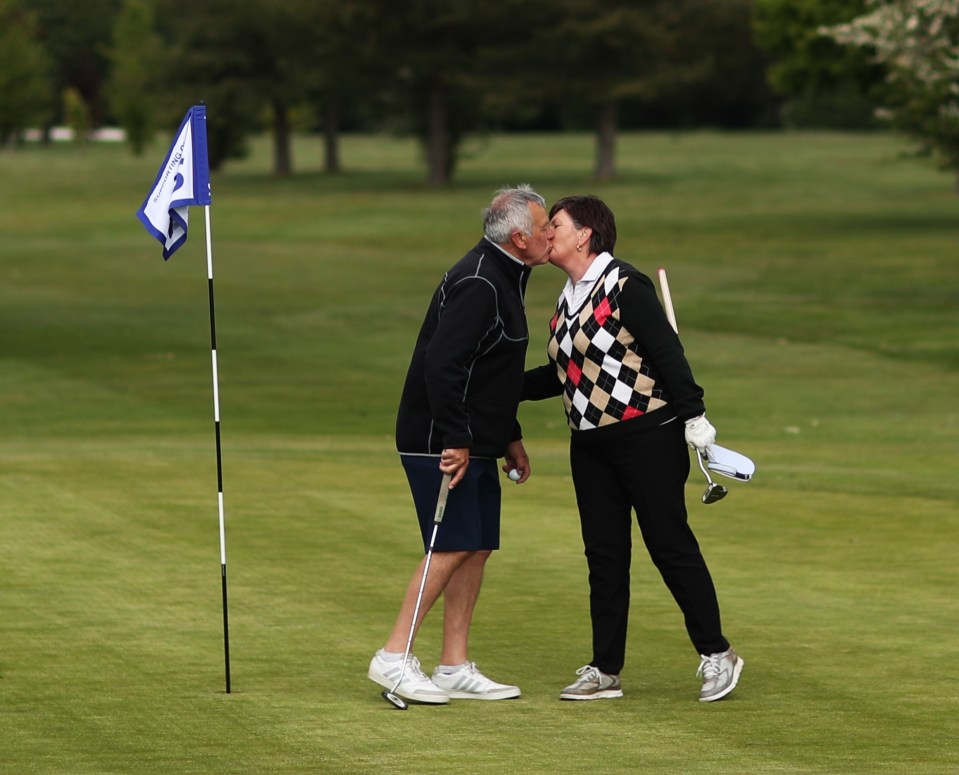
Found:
[379,649,405,662]
[435,661,469,675]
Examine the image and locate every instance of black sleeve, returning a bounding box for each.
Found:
[424,276,498,449]
[616,271,706,421]
[522,363,564,401]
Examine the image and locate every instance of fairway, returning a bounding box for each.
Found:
[1,131,957,774]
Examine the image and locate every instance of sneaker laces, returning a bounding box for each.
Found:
[404,655,431,684]
[697,654,720,680]
[574,665,601,683]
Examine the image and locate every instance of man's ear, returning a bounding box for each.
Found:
[510,231,527,250]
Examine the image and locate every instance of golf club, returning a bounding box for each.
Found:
[382,471,453,710]
[657,267,756,503]
[696,451,728,504]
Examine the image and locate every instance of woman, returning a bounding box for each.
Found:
[523,195,743,702]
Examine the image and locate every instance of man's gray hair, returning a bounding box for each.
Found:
[483,184,546,245]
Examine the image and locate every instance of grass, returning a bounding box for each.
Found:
[1,131,958,774]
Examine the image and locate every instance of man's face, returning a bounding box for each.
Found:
[519,203,553,266]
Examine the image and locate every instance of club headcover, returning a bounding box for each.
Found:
[705,444,755,482]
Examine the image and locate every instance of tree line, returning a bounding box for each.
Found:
[2,0,958,185]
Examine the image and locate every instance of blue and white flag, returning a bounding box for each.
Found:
[137,105,212,260]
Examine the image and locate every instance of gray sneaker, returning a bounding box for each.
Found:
[697,648,744,702]
[560,665,623,700]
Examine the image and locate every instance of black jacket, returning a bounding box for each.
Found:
[396,239,531,458]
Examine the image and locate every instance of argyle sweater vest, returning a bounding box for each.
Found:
[547,263,669,431]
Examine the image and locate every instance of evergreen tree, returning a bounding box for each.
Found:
[104,0,162,155]
[0,0,54,146]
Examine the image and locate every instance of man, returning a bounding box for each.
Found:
[368,185,552,705]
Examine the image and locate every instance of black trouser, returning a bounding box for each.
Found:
[569,420,729,675]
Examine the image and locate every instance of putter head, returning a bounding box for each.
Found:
[382,690,408,710]
[696,451,728,505]
[701,482,728,504]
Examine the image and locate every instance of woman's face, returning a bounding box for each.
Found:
[548,208,585,264]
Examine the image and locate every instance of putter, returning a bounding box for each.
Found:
[658,268,755,505]
[382,472,453,710]
[696,450,728,504]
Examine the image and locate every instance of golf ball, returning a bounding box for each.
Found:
[508,469,521,482]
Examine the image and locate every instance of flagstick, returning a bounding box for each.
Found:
[204,204,232,694]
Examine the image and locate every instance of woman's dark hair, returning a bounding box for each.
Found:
[549,195,617,255]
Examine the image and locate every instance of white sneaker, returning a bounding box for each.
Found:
[697,648,744,702]
[431,662,521,700]
[368,651,449,704]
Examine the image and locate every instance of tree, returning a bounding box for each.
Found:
[153,0,304,173]
[62,85,90,143]
[23,0,121,129]
[753,0,885,127]
[655,0,776,129]
[0,0,54,147]
[821,0,959,184]
[374,0,496,185]
[298,0,389,174]
[240,0,318,176]
[531,2,665,179]
[104,0,162,155]
[531,0,741,180]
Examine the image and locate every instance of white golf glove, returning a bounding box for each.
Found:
[684,414,716,452]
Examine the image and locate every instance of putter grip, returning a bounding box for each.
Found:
[657,267,679,334]
[433,473,453,524]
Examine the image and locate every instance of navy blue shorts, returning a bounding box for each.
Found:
[400,455,502,552]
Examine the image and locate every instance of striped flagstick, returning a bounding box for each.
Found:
[137,105,231,693]
[204,204,232,694]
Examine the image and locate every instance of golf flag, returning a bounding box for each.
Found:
[136,105,232,692]
[136,105,212,259]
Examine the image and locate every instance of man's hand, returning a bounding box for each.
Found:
[502,439,531,484]
[440,447,470,488]
[684,415,716,452]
